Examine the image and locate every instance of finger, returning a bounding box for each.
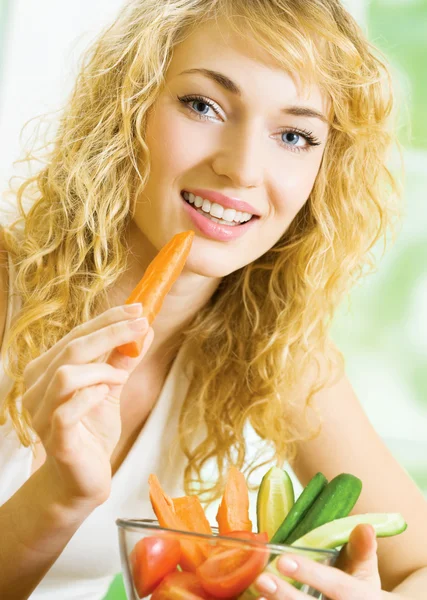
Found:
[46,363,128,407]
[106,325,154,371]
[23,316,148,415]
[347,523,377,562]
[58,316,149,370]
[23,303,143,388]
[25,362,128,420]
[270,553,362,600]
[48,384,111,459]
[335,524,380,585]
[29,363,129,436]
[255,572,307,599]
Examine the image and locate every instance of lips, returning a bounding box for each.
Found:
[180,192,258,242]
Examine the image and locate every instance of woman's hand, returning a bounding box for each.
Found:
[254,524,392,599]
[21,303,154,508]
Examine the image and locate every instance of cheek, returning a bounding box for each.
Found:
[275,153,323,215]
[145,107,211,179]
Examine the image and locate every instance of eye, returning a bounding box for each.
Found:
[177,94,222,121]
[277,128,321,153]
[191,100,212,116]
[282,132,305,146]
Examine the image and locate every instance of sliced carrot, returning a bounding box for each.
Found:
[173,496,213,561]
[117,230,195,357]
[148,474,182,530]
[148,474,205,572]
[172,496,212,536]
[216,467,253,535]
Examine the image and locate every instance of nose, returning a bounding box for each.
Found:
[211,123,265,189]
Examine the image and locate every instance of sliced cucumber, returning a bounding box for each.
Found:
[292,512,407,549]
[270,472,328,545]
[285,473,362,545]
[256,467,295,539]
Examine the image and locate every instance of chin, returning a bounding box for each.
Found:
[186,253,244,280]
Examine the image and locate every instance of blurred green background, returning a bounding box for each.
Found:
[0,0,426,598]
[330,0,427,488]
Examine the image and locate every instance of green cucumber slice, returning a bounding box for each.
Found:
[285,473,362,545]
[270,472,328,545]
[256,467,295,539]
[291,512,407,549]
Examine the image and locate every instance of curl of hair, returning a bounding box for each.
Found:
[1,0,401,501]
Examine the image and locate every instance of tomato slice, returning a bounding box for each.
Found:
[151,571,214,600]
[130,536,181,598]
[196,531,269,598]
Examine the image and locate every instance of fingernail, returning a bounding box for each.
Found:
[124,303,143,314]
[278,556,298,573]
[255,574,277,594]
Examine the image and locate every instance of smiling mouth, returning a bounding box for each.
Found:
[180,191,257,227]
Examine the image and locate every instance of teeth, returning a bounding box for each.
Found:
[182,191,254,224]
[223,207,236,221]
[206,213,240,226]
[210,202,224,219]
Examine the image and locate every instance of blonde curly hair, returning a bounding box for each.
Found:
[1,0,400,501]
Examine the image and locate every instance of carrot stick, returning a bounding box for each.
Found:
[117,230,195,357]
[173,496,212,560]
[216,466,253,535]
[173,496,212,535]
[148,474,182,530]
[148,474,205,572]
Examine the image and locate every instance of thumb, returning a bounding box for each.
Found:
[335,523,381,587]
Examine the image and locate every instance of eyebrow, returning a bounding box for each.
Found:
[179,68,328,124]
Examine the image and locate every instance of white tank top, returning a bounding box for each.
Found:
[0,252,193,600]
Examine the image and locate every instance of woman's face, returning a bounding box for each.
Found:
[135,18,330,278]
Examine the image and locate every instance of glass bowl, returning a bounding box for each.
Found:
[116,518,338,599]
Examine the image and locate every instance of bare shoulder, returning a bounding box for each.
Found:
[289,342,427,590]
[0,226,9,349]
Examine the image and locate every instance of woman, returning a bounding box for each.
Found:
[1,0,426,598]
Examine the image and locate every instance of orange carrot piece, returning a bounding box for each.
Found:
[148,474,183,530]
[216,466,253,535]
[117,230,195,357]
[148,474,205,572]
[173,496,213,560]
[173,496,212,535]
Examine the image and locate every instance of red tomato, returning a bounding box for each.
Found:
[130,536,181,598]
[151,571,214,600]
[196,531,269,598]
